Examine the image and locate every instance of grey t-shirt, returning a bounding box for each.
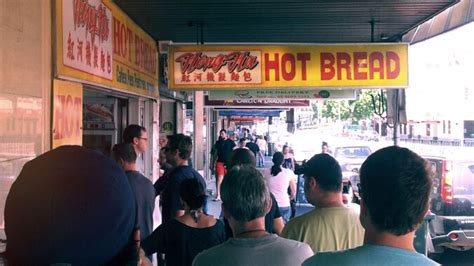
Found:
[192,234,313,266]
[303,244,439,266]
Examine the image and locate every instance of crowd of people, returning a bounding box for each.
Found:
[2,126,438,265]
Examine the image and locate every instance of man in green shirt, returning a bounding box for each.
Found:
[282,153,364,252]
[303,146,438,265]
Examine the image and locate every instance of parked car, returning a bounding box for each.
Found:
[333,146,372,199]
[357,130,380,142]
[417,157,474,258]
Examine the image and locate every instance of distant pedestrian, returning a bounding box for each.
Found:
[245,137,260,158]
[321,141,332,155]
[256,135,267,167]
[282,145,295,171]
[210,129,236,201]
[267,152,297,224]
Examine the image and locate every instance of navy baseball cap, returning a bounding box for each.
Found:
[294,153,342,188]
[5,145,136,265]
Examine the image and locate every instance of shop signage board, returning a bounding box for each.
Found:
[169,44,408,90]
[204,96,309,108]
[53,79,83,148]
[208,89,356,100]
[218,110,283,117]
[56,0,159,98]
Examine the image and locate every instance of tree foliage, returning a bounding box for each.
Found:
[320,89,383,123]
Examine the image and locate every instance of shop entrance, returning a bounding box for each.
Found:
[82,89,128,156]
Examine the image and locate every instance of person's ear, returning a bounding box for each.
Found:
[308,176,317,190]
[222,203,230,219]
[266,197,273,215]
[359,198,369,229]
[133,137,140,145]
[118,158,126,168]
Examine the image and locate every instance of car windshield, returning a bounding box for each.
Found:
[335,147,371,158]
[452,163,474,196]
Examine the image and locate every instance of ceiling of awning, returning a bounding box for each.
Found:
[114,0,458,44]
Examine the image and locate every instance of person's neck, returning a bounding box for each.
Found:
[315,192,345,208]
[123,163,137,172]
[174,159,188,167]
[364,228,416,252]
[232,219,268,238]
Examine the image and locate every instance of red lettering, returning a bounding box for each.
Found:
[54,95,65,139]
[72,0,110,47]
[320,53,335,80]
[113,17,121,56]
[281,53,295,81]
[297,53,310,80]
[369,52,384,79]
[127,28,133,62]
[386,51,400,79]
[54,95,82,140]
[74,97,82,137]
[354,52,367,80]
[265,53,280,81]
[120,24,127,57]
[336,52,352,80]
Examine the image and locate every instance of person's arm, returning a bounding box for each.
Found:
[153,174,169,197]
[210,145,217,171]
[168,181,185,219]
[272,217,284,235]
[139,249,153,266]
[289,179,297,200]
[141,223,166,255]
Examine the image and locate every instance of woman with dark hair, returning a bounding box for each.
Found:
[141,178,225,266]
[282,145,295,171]
[267,152,297,224]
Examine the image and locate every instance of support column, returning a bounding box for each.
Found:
[193,91,204,171]
[175,102,185,134]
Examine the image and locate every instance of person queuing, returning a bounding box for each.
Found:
[266,152,297,224]
[303,146,438,265]
[192,165,313,266]
[141,178,225,266]
[123,124,148,157]
[282,153,364,253]
[112,143,155,250]
[161,134,207,223]
[225,148,285,236]
[4,146,151,265]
